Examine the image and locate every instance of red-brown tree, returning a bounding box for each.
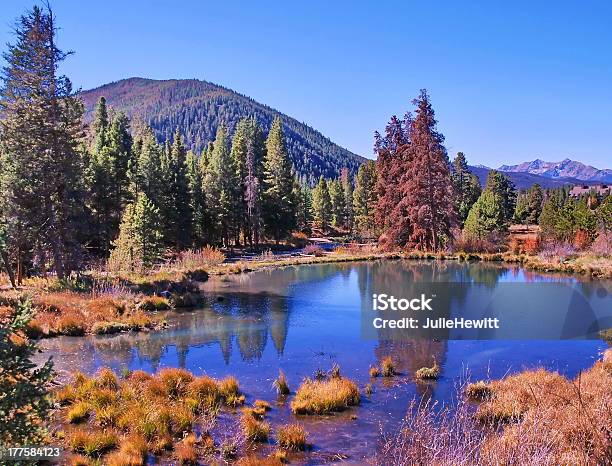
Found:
[375,90,456,251]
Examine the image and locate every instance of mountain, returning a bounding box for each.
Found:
[468,165,591,190]
[80,77,366,182]
[499,158,612,183]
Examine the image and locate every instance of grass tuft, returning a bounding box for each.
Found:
[273,370,290,395]
[291,376,360,414]
[277,423,309,451]
[415,363,440,380]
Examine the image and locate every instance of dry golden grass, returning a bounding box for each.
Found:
[382,349,612,465]
[272,369,290,395]
[241,412,271,442]
[415,363,440,380]
[291,376,360,414]
[236,455,285,466]
[174,433,198,465]
[381,356,396,377]
[369,365,380,378]
[277,423,309,451]
[69,429,118,457]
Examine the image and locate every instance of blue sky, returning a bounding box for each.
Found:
[2,1,611,168]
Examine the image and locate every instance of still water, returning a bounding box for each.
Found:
[39,260,610,464]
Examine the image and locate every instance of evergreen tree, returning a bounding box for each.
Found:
[451,152,481,225]
[353,160,378,238]
[374,114,411,237]
[539,189,567,240]
[312,177,332,232]
[262,117,296,243]
[109,193,163,272]
[513,184,543,225]
[463,190,505,241]
[186,150,206,246]
[0,298,54,446]
[340,168,354,231]
[231,117,265,245]
[134,127,164,206]
[0,5,86,279]
[486,170,517,223]
[107,112,134,209]
[92,96,109,154]
[204,125,237,246]
[245,139,263,245]
[168,128,192,249]
[402,90,456,250]
[329,179,346,228]
[295,183,313,232]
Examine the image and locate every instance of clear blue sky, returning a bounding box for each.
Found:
[2,1,611,168]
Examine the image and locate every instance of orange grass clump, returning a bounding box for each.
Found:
[291,376,360,414]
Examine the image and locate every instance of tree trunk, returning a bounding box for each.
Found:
[1,249,16,289]
[45,200,65,279]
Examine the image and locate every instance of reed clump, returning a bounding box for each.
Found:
[291,374,360,415]
[415,363,440,380]
[381,356,396,377]
[276,423,309,451]
[272,370,290,395]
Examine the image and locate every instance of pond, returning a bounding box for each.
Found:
[38,260,611,464]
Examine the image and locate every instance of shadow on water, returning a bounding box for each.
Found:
[37,260,610,464]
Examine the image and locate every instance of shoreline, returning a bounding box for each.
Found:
[1,249,610,340]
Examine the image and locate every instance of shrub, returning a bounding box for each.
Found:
[289,231,309,248]
[173,247,226,270]
[277,423,308,451]
[369,366,380,378]
[272,370,290,395]
[415,363,440,380]
[56,314,86,336]
[303,244,325,257]
[291,377,360,414]
[538,241,576,263]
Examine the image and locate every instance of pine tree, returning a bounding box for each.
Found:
[463,190,505,241]
[402,90,456,250]
[486,170,517,223]
[134,127,165,206]
[463,171,512,241]
[374,114,411,238]
[245,139,263,245]
[262,117,296,243]
[109,193,163,272]
[340,168,354,231]
[514,184,543,225]
[0,298,54,446]
[329,179,346,228]
[231,117,265,245]
[92,96,109,154]
[312,177,332,232]
[353,160,378,238]
[0,5,86,279]
[295,183,313,232]
[204,125,238,246]
[451,152,481,225]
[107,112,134,209]
[169,128,192,249]
[186,150,206,246]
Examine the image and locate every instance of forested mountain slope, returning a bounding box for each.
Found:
[81,77,365,182]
